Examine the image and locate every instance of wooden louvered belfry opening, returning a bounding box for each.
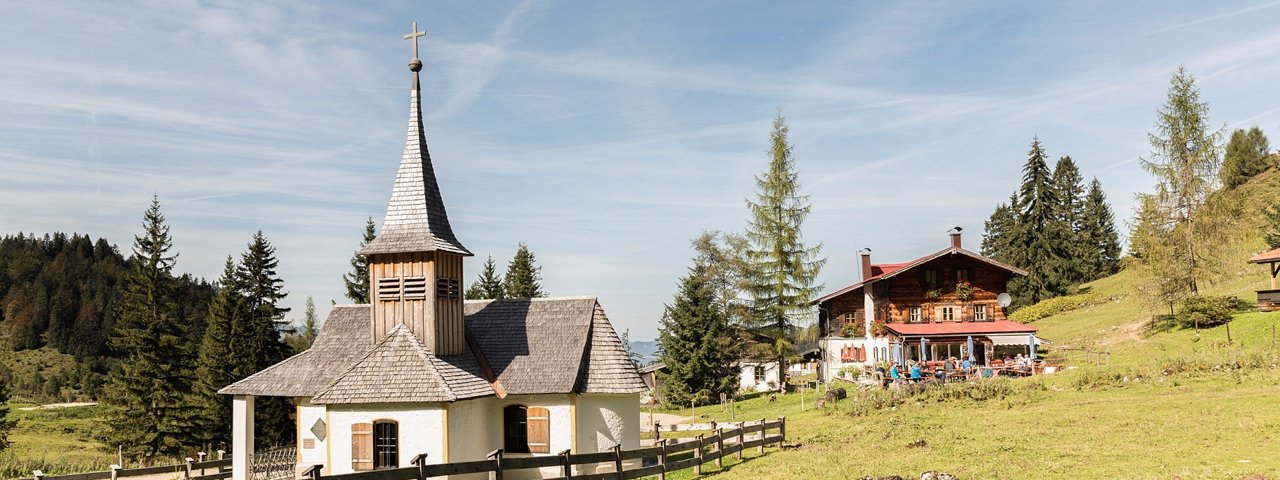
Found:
[368,251,466,355]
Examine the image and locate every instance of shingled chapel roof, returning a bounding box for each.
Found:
[359,70,470,256]
[219,297,646,400]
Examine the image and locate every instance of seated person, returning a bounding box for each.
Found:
[961,357,973,376]
[909,362,922,382]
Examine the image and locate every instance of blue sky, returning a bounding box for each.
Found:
[4,1,1280,341]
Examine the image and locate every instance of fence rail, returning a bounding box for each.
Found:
[34,453,233,480]
[308,417,785,480]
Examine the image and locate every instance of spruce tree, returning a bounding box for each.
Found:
[0,377,15,453]
[1080,179,1122,279]
[237,231,293,447]
[1139,65,1224,296]
[742,112,825,378]
[465,255,505,300]
[284,296,319,353]
[657,264,739,407]
[1262,204,1280,249]
[1011,138,1070,307]
[100,197,200,460]
[1221,126,1270,189]
[342,217,376,303]
[1052,156,1088,285]
[193,256,244,446]
[503,244,546,299]
[981,192,1019,264]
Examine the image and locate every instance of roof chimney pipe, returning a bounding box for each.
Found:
[949,226,963,249]
[859,248,872,281]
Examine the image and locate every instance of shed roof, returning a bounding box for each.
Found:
[220,305,372,397]
[1249,247,1280,264]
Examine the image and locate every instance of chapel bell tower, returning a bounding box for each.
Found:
[358,22,472,355]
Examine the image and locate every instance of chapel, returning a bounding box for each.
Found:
[219,23,646,480]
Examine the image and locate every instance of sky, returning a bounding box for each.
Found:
[4,1,1280,342]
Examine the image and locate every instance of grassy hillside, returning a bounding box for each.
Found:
[679,171,1280,479]
[0,404,115,479]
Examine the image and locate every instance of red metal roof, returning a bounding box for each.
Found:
[884,320,1036,336]
[871,263,907,277]
[1249,247,1280,264]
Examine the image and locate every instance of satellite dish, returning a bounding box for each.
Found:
[997,293,1012,308]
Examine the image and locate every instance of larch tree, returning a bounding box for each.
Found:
[1220,126,1271,189]
[503,243,546,299]
[742,112,825,380]
[100,197,201,460]
[237,231,293,447]
[193,256,245,446]
[465,255,505,300]
[285,295,319,353]
[342,217,376,304]
[1080,179,1122,280]
[691,231,752,326]
[1139,65,1224,297]
[657,263,740,407]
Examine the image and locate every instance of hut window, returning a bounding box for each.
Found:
[974,304,987,321]
[503,405,529,453]
[377,277,401,301]
[956,268,970,282]
[937,305,957,322]
[402,276,427,300]
[373,420,398,469]
[908,307,921,323]
[923,269,939,288]
[503,405,551,454]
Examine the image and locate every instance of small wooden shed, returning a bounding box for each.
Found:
[1248,247,1280,311]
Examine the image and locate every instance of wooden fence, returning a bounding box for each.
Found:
[304,417,785,480]
[33,454,232,480]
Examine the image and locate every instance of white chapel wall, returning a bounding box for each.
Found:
[295,401,327,474]
[327,403,446,475]
[446,394,572,480]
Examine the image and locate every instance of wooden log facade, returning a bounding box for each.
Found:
[819,253,1018,337]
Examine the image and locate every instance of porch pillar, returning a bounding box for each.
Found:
[232,395,255,480]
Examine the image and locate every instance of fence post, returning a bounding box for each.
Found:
[654,421,660,442]
[412,453,429,480]
[218,450,226,461]
[778,416,786,447]
[32,470,43,480]
[197,452,207,476]
[110,464,121,480]
[714,428,724,469]
[184,457,194,480]
[657,440,667,480]
[693,434,704,475]
[558,449,572,479]
[302,464,324,480]
[758,418,766,454]
[487,449,504,480]
[736,424,745,461]
[613,444,624,480]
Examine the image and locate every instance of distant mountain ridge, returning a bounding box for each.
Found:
[629,340,659,365]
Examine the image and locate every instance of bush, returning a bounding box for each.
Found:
[1176,295,1235,328]
[1009,293,1098,323]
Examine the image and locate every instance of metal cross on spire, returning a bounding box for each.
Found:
[404,21,426,60]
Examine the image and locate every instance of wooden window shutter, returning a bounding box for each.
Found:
[352,423,373,471]
[526,407,551,454]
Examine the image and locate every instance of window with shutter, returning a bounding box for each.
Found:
[526,407,550,454]
[351,423,373,471]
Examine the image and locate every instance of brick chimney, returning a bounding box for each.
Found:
[949,227,962,249]
[859,248,872,281]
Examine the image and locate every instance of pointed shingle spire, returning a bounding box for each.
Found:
[361,23,471,257]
